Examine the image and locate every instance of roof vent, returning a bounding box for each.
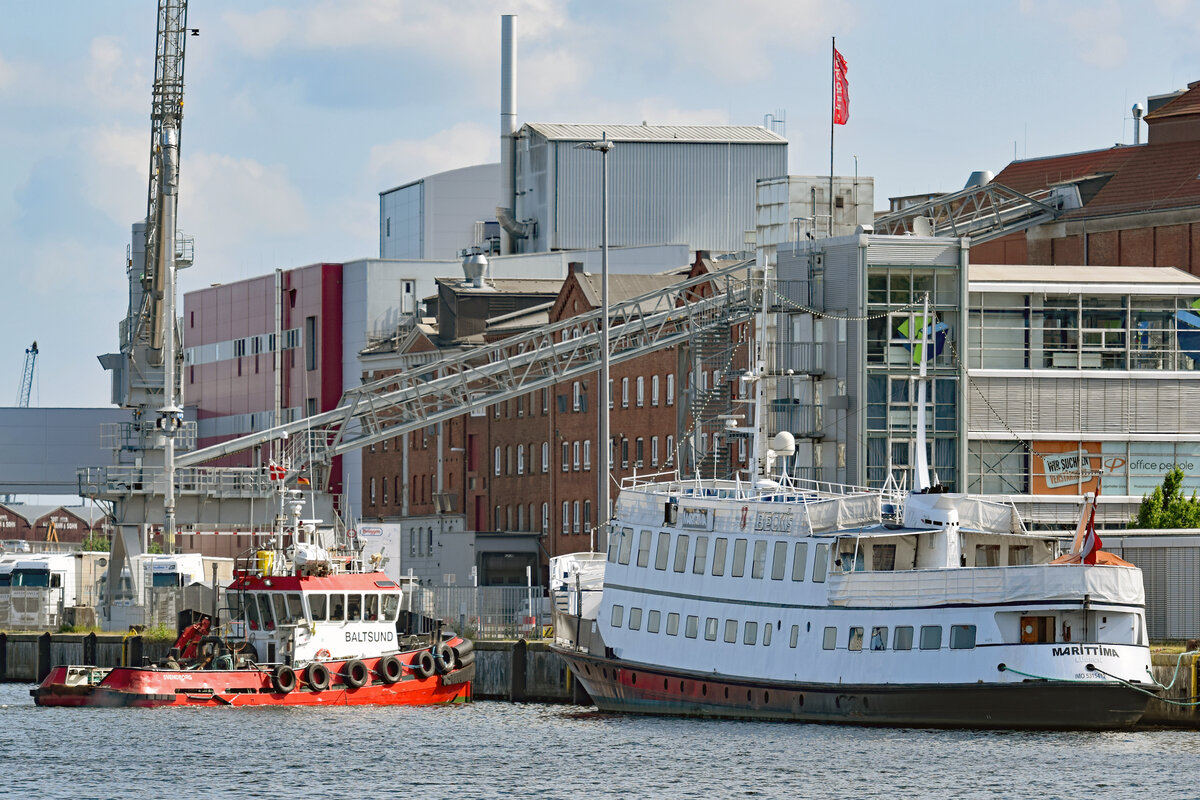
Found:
[462,252,488,288]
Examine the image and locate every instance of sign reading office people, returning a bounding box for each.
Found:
[1097,441,1200,497]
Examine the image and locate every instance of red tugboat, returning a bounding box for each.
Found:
[33,495,474,708]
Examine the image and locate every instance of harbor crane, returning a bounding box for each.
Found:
[16,341,37,407]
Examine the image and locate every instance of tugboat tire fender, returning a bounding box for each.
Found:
[271,664,296,694]
[452,639,474,658]
[434,643,456,674]
[378,654,403,684]
[343,658,369,689]
[306,662,331,691]
[412,650,436,679]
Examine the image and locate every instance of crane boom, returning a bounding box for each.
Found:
[17,340,37,407]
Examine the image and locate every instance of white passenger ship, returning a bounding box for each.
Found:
[552,305,1157,729]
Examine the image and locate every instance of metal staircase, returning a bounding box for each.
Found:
[176,262,759,483]
[872,181,1075,245]
[689,320,741,480]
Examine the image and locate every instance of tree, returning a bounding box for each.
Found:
[1133,466,1200,529]
[79,532,111,552]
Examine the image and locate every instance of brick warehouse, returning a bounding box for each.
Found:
[360,254,752,567]
[973,79,1200,274]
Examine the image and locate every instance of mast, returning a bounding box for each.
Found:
[914,293,931,491]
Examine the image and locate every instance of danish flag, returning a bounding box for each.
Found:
[268,460,286,482]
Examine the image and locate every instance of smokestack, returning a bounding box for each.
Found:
[500,15,516,255]
[1132,102,1144,145]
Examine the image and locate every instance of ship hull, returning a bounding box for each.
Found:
[32,651,473,709]
[555,647,1151,729]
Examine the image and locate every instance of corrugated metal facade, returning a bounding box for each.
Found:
[514,127,786,254]
[1113,539,1200,639]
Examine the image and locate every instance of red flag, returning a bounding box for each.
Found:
[1082,503,1103,564]
[267,460,286,481]
[833,48,849,125]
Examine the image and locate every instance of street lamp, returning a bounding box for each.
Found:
[574,132,614,551]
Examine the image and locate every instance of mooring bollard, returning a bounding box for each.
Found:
[511,638,527,702]
[37,632,52,684]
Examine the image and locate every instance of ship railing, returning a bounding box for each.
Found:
[78,465,276,499]
[825,562,1145,609]
[618,471,883,503]
[419,586,551,641]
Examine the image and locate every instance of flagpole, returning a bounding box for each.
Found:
[829,35,835,237]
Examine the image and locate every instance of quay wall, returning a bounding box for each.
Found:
[1143,653,1200,725]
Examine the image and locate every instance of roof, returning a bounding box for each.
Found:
[486,301,553,333]
[0,504,107,526]
[573,273,686,308]
[1144,80,1200,121]
[436,277,565,297]
[522,122,787,145]
[969,263,1200,287]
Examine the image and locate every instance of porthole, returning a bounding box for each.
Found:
[746,689,752,702]
[724,687,729,699]
[602,668,608,680]
[631,672,637,685]
[664,678,669,690]
[797,693,804,707]
[680,681,686,692]
[764,691,770,703]
[702,684,708,696]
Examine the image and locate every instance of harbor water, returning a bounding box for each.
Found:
[3,682,1199,800]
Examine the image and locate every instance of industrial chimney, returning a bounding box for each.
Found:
[499,15,517,255]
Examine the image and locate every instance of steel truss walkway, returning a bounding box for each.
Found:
[871,181,1074,245]
[175,262,757,483]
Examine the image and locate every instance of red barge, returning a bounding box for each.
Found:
[33,501,473,708]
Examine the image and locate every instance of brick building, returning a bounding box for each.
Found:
[360,254,753,576]
[0,504,109,545]
[973,80,1200,274]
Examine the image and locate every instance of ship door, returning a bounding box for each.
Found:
[1020,615,1055,643]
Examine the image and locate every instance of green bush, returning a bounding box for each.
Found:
[1133,466,1200,529]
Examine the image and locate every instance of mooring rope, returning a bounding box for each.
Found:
[998,655,1200,707]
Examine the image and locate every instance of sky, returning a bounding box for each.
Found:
[2,0,1200,412]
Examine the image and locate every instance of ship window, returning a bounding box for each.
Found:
[751,540,767,579]
[607,534,619,563]
[673,535,690,573]
[329,593,345,621]
[258,594,276,630]
[687,615,700,639]
[848,626,864,651]
[975,544,1000,567]
[654,532,671,570]
[950,625,977,649]
[706,618,720,642]
[920,625,942,650]
[731,538,748,577]
[893,626,914,650]
[628,608,642,631]
[346,593,362,621]
[647,610,661,633]
[812,543,830,583]
[763,624,772,646]
[724,619,738,643]
[870,626,888,651]
[822,627,837,650]
[743,621,758,645]
[364,594,379,621]
[1008,545,1031,566]
[771,541,788,580]
[636,530,652,567]
[668,612,681,636]
[692,535,709,574]
[272,593,289,625]
[711,537,728,576]
[308,593,327,622]
[791,542,808,581]
[611,605,624,628]
[872,544,897,571]
[286,593,303,623]
[245,596,262,630]
[790,625,800,648]
[618,527,634,565]
[382,594,399,622]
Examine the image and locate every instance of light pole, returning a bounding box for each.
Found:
[575,133,614,551]
[852,154,859,229]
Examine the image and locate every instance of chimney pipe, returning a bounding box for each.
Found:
[1132,102,1144,145]
[500,15,517,255]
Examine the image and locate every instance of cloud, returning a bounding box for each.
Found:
[1066,3,1128,68]
[84,124,146,228]
[0,52,14,92]
[660,0,845,84]
[83,36,145,112]
[367,121,498,188]
[178,152,311,280]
